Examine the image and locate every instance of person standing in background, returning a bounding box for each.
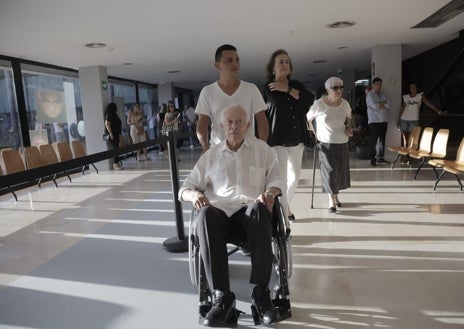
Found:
[184,101,198,148]
[105,102,123,170]
[127,103,150,161]
[264,49,314,221]
[157,103,167,153]
[306,77,353,213]
[398,82,446,148]
[366,77,390,166]
[195,44,269,154]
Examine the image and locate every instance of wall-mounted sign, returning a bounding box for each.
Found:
[101,80,108,90]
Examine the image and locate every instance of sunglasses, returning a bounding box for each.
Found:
[330,86,344,91]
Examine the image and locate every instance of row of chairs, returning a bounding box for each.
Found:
[388,126,464,190]
[429,137,464,191]
[0,140,96,201]
[389,126,449,179]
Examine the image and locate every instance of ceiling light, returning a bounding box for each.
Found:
[328,20,355,29]
[313,60,327,64]
[168,70,180,74]
[123,63,133,66]
[337,46,348,49]
[84,43,106,48]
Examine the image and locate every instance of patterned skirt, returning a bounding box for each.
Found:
[317,142,351,194]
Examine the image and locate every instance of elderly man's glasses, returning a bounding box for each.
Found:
[330,86,344,91]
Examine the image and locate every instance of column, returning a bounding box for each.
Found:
[371,44,402,152]
[79,66,110,170]
[339,69,356,108]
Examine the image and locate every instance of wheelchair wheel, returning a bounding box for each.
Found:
[273,197,293,279]
[188,209,200,286]
[188,209,214,319]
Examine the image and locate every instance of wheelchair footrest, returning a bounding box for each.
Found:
[273,297,292,322]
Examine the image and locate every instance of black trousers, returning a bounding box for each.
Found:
[368,122,388,161]
[196,202,273,292]
[109,135,120,164]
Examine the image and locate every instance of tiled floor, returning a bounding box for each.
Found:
[0,146,463,329]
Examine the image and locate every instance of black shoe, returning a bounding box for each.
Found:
[201,290,236,327]
[328,207,337,213]
[376,158,390,165]
[336,202,342,207]
[240,245,250,257]
[251,285,280,325]
[288,214,296,221]
[370,160,377,166]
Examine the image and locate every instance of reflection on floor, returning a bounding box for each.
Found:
[0,146,463,329]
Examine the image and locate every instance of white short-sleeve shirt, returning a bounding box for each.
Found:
[195,80,267,145]
[306,97,352,144]
[179,136,284,217]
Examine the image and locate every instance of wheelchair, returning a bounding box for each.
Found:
[188,196,292,326]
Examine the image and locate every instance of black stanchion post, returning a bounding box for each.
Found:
[163,132,188,253]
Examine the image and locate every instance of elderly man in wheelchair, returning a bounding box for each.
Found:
[179,105,292,327]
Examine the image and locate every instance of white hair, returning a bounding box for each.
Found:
[324,76,344,89]
[221,105,249,124]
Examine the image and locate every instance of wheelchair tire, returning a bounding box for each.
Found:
[188,209,201,286]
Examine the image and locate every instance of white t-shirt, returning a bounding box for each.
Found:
[179,136,283,217]
[401,93,422,121]
[195,80,266,145]
[306,97,352,144]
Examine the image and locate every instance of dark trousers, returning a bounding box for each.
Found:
[368,122,388,161]
[196,202,273,292]
[109,135,120,164]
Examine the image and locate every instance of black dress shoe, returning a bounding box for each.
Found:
[201,290,236,327]
[328,207,337,213]
[251,285,280,325]
[336,202,342,207]
[288,214,296,221]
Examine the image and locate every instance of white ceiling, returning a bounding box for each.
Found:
[0,0,463,92]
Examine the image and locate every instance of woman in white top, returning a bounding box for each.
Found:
[398,83,445,147]
[306,77,353,213]
[127,103,150,161]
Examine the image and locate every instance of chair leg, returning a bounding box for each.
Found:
[91,163,99,174]
[414,158,426,179]
[432,165,438,178]
[454,174,463,191]
[10,189,18,202]
[391,153,400,170]
[433,170,447,191]
[52,174,58,188]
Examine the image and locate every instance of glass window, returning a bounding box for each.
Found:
[21,68,82,146]
[139,83,158,139]
[0,63,21,149]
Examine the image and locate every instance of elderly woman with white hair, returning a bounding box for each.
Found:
[306,77,353,213]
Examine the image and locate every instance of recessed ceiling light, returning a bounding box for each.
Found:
[313,60,327,64]
[328,20,355,29]
[168,70,180,74]
[123,63,133,66]
[85,42,106,48]
[337,46,348,49]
